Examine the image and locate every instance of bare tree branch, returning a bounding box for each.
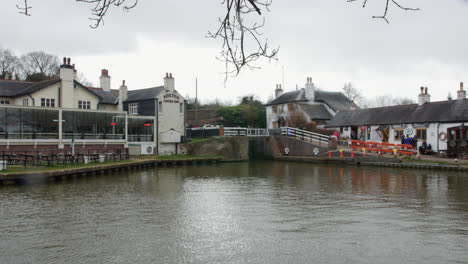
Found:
[16,0,31,16]
[347,0,420,23]
[208,0,279,82]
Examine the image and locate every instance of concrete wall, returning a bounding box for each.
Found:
[185,137,249,161]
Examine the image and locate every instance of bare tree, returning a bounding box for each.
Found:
[287,111,308,129]
[15,0,419,77]
[347,0,420,23]
[208,0,279,79]
[20,51,60,79]
[0,48,21,79]
[363,94,415,108]
[342,82,362,103]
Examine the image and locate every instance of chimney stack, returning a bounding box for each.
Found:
[457,81,466,100]
[304,76,315,103]
[418,86,431,106]
[60,57,75,108]
[275,84,283,98]
[119,80,128,111]
[100,69,111,91]
[164,72,175,90]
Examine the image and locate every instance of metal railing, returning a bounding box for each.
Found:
[281,127,330,145]
[224,127,270,137]
[0,148,129,168]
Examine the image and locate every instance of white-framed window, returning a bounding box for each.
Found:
[41,98,55,107]
[22,98,29,106]
[78,100,91,109]
[0,100,10,104]
[158,101,163,113]
[179,103,183,113]
[129,103,138,115]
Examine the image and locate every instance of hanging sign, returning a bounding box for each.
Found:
[405,128,414,136]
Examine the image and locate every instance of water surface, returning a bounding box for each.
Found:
[1,161,467,264]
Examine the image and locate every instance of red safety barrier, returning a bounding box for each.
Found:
[350,140,416,156]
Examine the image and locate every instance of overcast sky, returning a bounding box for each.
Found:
[2,0,468,104]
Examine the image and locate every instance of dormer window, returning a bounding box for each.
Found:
[129,103,138,115]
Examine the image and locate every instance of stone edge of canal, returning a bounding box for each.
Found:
[0,157,223,186]
[1,156,466,186]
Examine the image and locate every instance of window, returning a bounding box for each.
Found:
[179,103,183,113]
[41,98,55,108]
[0,108,59,140]
[0,100,10,104]
[272,121,278,128]
[272,105,277,113]
[22,98,29,106]
[394,129,404,140]
[158,101,163,113]
[416,128,427,141]
[287,103,295,112]
[129,103,139,115]
[78,100,91,109]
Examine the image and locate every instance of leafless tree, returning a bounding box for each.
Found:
[20,51,60,78]
[15,0,419,77]
[347,0,420,23]
[287,111,308,129]
[342,82,362,103]
[362,94,415,108]
[0,48,21,79]
[208,0,279,80]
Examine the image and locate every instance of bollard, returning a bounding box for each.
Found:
[339,149,344,158]
[362,148,366,157]
[393,148,398,157]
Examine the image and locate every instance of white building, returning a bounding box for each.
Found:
[0,58,186,155]
[326,84,468,155]
[265,77,358,129]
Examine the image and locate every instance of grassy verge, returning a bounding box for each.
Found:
[187,137,225,144]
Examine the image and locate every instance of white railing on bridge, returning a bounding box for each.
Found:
[224,127,270,137]
[281,127,330,145]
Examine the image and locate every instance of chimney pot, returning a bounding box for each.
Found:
[123,80,125,86]
[63,57,66,65]
[67,58,71,65]
[460,82,464,91]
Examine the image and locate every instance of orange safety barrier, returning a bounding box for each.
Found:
[350,140,416,155]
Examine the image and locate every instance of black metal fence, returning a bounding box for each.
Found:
[0,148,130,168]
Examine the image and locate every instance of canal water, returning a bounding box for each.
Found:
[1,161,467,264]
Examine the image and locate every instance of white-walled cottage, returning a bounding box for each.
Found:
[0,58,186,155]
[265,77,358,129]
[326,84,468,156]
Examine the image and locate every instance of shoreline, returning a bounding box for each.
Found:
[0,156,223,185]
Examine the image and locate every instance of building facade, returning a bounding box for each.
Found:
[0,58,186,155]
[265,77,358,129]
[326,84,468,155]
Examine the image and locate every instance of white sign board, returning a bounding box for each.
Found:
[160,130,182,143]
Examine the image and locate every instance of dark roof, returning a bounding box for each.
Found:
[315,91,358,112]
[265,89,307,106]
[298,103,333,120]
[126,86,164,102]
[326,99,468,127]
[0,80,34,97]
[0,79,61,97]
[16,79,61,96]
[265,88,358,112]
[85,87,119,105]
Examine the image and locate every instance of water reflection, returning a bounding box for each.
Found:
[0,161,467,264]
